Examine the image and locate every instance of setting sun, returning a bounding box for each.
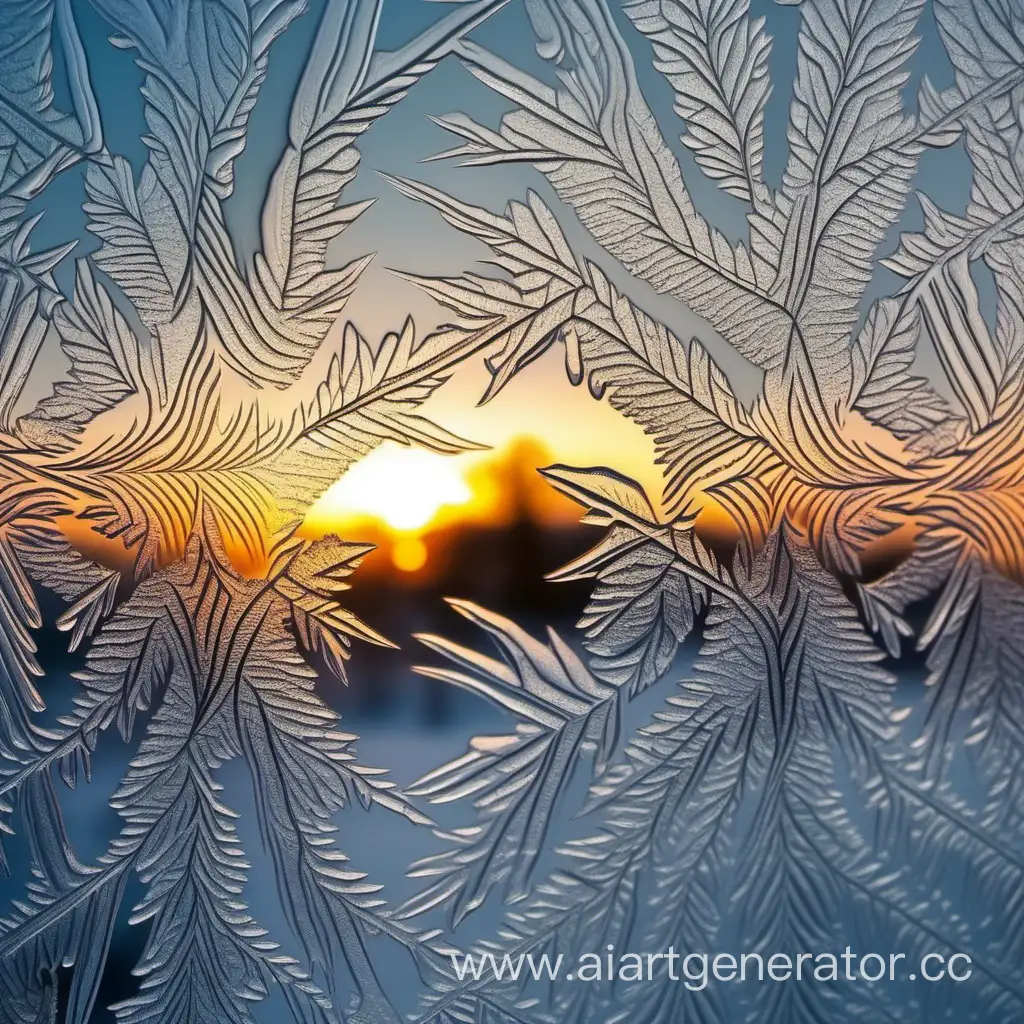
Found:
[297,345,663,578]
[309,443,473,534]
[301,436,610,576]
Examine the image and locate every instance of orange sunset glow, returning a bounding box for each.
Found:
[301,436,587,573]
[300,346,665,574]
[50,344,664,581]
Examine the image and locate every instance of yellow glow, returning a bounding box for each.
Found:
[300,432,647,579]
[392,536,428,572]
[309,443,472,533]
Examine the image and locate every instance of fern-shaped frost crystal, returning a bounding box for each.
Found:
[388,0,1024,1021]
[2,0,1024,1021]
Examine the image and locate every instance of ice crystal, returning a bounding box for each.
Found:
[1,0,1023,1021]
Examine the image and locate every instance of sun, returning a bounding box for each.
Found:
[306,442,473,536]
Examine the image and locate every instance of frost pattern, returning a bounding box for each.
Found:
[387,0,1024,1021]
[0,0,1022,1022]
[0,0,504,1020]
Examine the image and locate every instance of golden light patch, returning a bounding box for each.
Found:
[392,536,429,573]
